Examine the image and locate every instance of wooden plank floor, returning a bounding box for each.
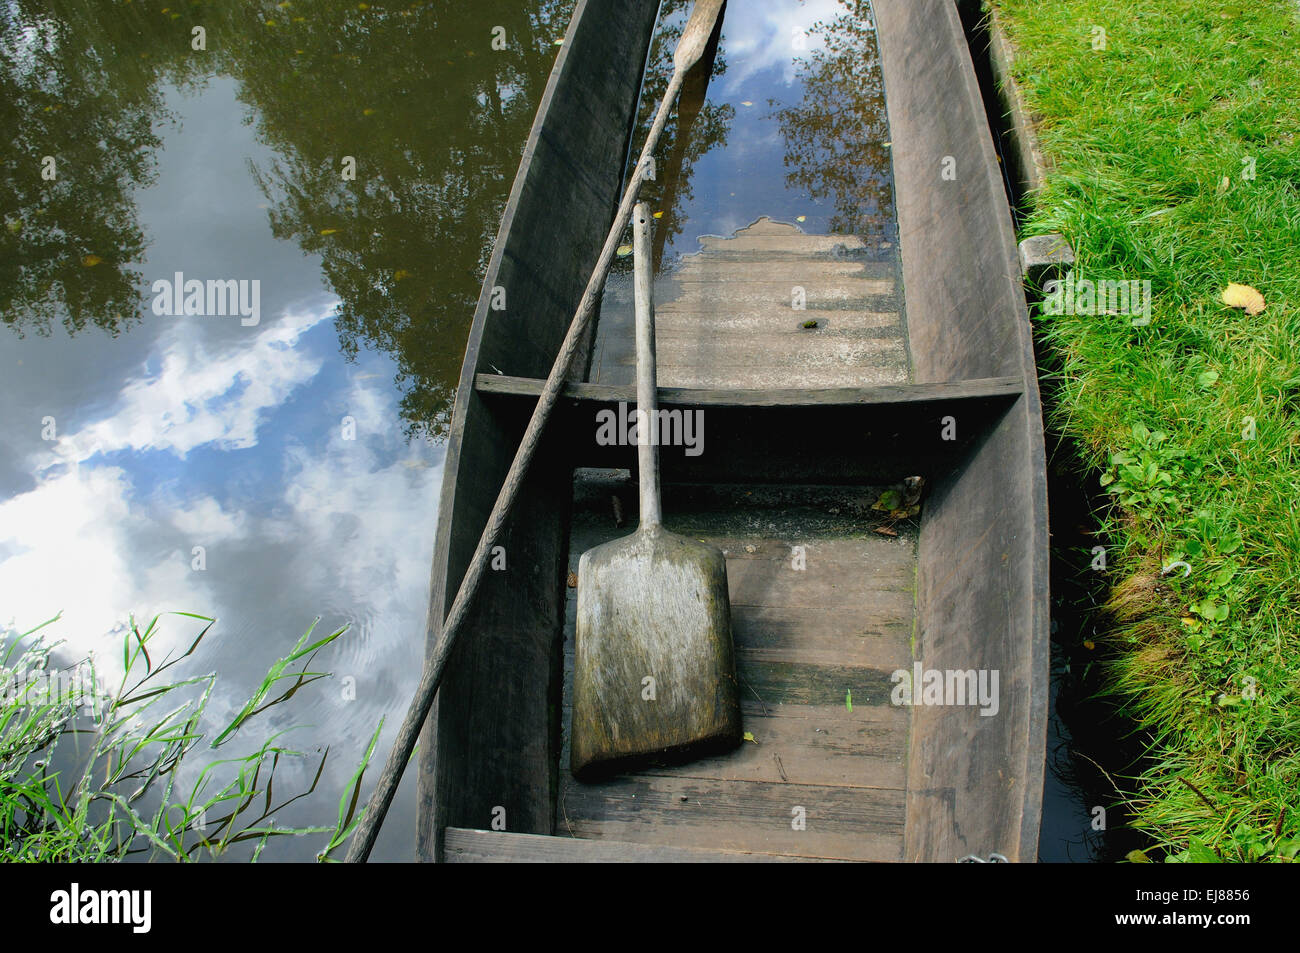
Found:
[588,217,909,389]
[557,478,916,861]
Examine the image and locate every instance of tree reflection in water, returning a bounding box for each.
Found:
[1,0,734,439]
[774,1,894,246]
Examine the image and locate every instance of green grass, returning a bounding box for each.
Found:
[990,0,1300,861]
[1,612,379,861]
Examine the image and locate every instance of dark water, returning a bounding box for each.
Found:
[631,0,893,272]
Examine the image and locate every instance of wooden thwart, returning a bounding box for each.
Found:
[474,373,1023,407]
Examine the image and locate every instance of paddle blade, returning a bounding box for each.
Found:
[674,0,726,72]
[571,527,742,780]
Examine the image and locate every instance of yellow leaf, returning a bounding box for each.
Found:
[1083,639,1095,650]
[652,210,664,219]
[80,255,103,267]
[616,244,633,257]
[362,108,375,116]
[394,269,412,280]
[1221,282,1265,315]
[742,731,757,744]
[320,228,339,235]
[740,100,753,106]
[796,215,806,222]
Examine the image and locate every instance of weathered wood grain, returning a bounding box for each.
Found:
[443,827,837,862]
[557,774,906,861]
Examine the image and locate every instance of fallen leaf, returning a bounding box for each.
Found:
[652,210,664,219]
[1215,176,1230,195]
[553,38,564,46]
[362,107,375,116]
[1083,639,1095,650]
[742,731,757,744]
[80,254,103,267]
[616,244,633,257]
[1221,282,1265,315]
[740,100,753,106]
[845,689,852,712]
[1126,849,1152,863]
[873,526,898,537]
[566,571,578,588]
[1196,369,1219,389]
[394,269,413,280]
[796,215,806,222]
[319,228,339,235]
[873,488,902,511]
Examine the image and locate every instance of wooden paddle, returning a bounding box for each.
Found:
[344,0,727,863]
[569,203,741,780]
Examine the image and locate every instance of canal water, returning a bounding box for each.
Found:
[2,0,1103,861]
[2,0,578,862]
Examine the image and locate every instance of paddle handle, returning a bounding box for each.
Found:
[343,20,716,865]
[632,202,661,529]
[675,0,726,72]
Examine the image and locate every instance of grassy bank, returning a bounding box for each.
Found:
[987,0,1300,860]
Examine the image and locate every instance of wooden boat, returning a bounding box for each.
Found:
[416,0,1048,862]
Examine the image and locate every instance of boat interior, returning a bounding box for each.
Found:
[418,0,1047,862]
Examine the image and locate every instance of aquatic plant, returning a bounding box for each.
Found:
[0,612,378,862]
